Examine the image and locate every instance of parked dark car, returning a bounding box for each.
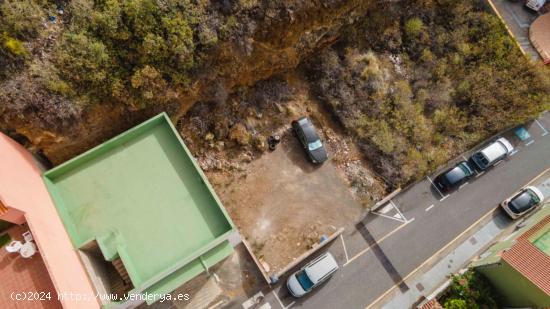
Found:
[292,117,328,164]
[434,161,474,193]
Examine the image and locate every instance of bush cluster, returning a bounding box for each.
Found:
[47,0,249,108]
[306,0,550,186]
[0,0,46,79]
[441,270,499,309]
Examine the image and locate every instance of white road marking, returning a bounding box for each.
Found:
[390,200,408,223]
[271,291,294,309]
[371,211,407,223]
[425,204,435,212]
[475,171,485,178]
[378,203,393,214]
[506,5,530,28]
[526,140,535,146]
[535,119,548,136]
[509,149,519,156]
[439,195,449,202]
[461,155,468,161]
[427,176,449,200]
[340,234,349,264]
[242,292,265,309]
[494,160,504,167]
[459,182,469,190]
[343,220,413,267]
[271,291,284,309]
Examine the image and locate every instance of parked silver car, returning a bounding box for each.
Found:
[286,252,339,297]
[470,137,514,170]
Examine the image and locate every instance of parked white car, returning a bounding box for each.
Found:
[501,186,545,219]
[526,0,546,12]
[470,137,514,171]
[286,252,339,297]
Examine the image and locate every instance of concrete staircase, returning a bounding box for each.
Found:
[112,258,132,291]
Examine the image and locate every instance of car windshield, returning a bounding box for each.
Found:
[509,190,540,214]
[296,270,314,291]
[458,163,473,176]
[474,153,489,165]
[308,139,323,151]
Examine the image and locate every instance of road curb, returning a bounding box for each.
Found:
[371,187,401,212]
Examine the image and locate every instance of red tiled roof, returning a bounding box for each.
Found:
[530,14,550,62]
[502,217,550,296]
[518,216,550,240]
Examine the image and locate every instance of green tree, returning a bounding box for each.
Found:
[443,299,468,309]
[404,17,424,37]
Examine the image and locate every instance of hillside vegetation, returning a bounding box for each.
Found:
[306,0,550,186]
[0,0,548,185]
[0,0,46,79]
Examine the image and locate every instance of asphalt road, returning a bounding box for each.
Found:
[490,0,541,61]
[255,113,550,309]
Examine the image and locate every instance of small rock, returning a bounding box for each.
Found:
[229,123,251,146]
[205,132,215,141]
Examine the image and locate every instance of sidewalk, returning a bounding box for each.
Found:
[379,210,512,308]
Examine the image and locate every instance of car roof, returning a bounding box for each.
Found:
[444,166,467,185]
[480,140,508,162]
[298,118,320,142]
[304,253,338,284]
[510,190,535,213]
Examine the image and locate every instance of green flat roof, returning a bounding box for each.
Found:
[43,113,234,297]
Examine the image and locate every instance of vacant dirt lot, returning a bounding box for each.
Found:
[180,73,386,273]
[216,132,363,272]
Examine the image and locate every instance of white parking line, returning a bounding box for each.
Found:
[371,211,407,223]
[526,140,535,146]
[459,182,469,190]
[390,200,409,222]
[475,171,485,178]
[272,291,294,309]
[425,204,435,212]
[461,155,468,161]
[494,160,504,167]
[340,234,349,264]
[506,6,530,28]
[509,149,519,156]
[535,119,548,136]
[439,195,449,202]
[426,176,449,200]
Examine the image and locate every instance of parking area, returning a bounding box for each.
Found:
[217,131,365,274]
[236,112,550,309]
[489,0,543,60]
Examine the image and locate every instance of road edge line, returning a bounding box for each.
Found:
[365,166,550,309]
[364,207,499,309]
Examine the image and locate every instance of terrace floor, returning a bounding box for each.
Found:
[0,224,62,309]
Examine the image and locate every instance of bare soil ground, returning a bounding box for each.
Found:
[138,244,268,309]
[179,72,386,272]
[218,132,364,272]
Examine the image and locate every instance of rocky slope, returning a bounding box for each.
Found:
[0,0,374,164]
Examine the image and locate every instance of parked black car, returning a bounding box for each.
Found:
[292,117,328,164]
[434,161,474,193]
